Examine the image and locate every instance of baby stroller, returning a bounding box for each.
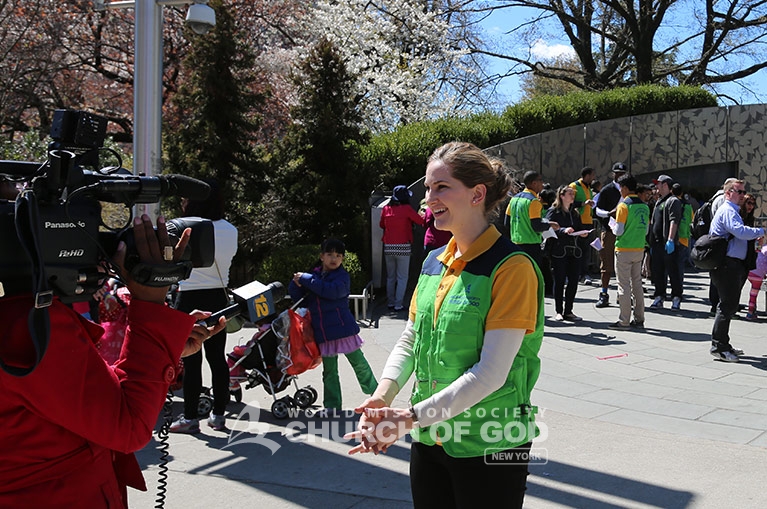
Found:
[226,300,321,418]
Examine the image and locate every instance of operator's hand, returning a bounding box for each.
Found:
[549,221,560,231]
[665,240,675,254]
[292,272,304,287]
[182,310,226,357]
[114,215,191,304]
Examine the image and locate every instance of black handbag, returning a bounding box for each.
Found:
[690,234,730,271]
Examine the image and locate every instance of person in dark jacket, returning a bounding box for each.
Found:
[546,186,589,321]
[290,238,378,411]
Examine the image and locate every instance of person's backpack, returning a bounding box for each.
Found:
[690,234,730,271]
[691,196,716,239]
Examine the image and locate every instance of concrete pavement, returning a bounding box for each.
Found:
[132,269,767,508]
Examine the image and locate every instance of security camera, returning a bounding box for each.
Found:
[185,3,216,35]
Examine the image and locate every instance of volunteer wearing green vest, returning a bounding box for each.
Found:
[504,170,559,269]
[569,166,596,283]
[672,183,693,289]
[609,175,650,330]
[346,142,544,508]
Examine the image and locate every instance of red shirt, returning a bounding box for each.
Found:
[423,207,452,249]
[0,295,195,508]
[380,203,425,244]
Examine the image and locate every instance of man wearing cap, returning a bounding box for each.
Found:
[593,162,627,308]
[505,170,559,269]
[649,174,683,310]
[708,179,765,362]
[569,167,597,284]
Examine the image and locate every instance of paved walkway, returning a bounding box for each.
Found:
[132,270,767,508]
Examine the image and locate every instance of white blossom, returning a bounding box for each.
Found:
[303,0,469,132]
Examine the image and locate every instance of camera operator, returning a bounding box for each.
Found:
[0,214,225,508]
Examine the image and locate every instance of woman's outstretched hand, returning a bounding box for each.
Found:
[344,397,414,455]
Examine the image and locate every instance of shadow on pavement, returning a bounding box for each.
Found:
[529,459,695,508]
[137,399,412,507]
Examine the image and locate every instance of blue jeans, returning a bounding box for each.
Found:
[385,254,410,307]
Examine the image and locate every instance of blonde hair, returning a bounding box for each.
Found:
[723,179,744,194]
[428,142,512,220]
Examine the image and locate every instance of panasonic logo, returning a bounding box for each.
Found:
[46,221,78,229]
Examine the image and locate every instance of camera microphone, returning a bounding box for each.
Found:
[204,281,286,326]
[88,173,211,203]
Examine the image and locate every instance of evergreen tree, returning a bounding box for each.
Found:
[274,38,370,254]
[163,0,267,215]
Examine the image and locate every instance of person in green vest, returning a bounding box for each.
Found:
[346,141,545,508]
[609,175,650,330]
[504,170,559,269]
[672,183,693,290]
[569,166,596,284]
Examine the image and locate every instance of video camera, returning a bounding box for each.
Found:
[0,109,215,303]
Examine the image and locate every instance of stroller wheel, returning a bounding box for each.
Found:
[231,387,242,403]
[197,394,213,417]
[306,386,319,404]
[271,399,291,419]
[294,388,314,409]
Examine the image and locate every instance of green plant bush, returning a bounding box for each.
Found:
[254,243,369,295]
[361,85,717,188]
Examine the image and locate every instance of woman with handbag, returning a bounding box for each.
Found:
[289,238,377,413]
[170,179,239,433]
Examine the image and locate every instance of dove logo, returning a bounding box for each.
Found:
[222,401,281,454]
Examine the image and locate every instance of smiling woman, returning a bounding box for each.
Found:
[347,142,546,509]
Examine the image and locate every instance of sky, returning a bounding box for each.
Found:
[478,4,767,107]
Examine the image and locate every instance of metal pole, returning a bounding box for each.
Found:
[133,0,163,220]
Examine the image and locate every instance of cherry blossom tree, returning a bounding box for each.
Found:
[304,0,484,131]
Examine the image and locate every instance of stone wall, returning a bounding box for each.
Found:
[489,104,767,215]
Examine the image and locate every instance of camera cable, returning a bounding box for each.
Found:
[154,389,173,509]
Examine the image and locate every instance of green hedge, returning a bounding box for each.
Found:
[361,85,717,188]
[254,243,369,296]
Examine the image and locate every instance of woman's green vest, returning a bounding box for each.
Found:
[410,237,544,458]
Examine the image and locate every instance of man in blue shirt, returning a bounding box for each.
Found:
[709,179,765,362]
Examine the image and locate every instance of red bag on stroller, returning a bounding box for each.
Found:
[285,308,321,375]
